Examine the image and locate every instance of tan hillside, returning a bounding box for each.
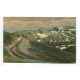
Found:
[4,17,76,32]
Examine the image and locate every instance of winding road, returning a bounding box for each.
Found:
[8,36,44,60]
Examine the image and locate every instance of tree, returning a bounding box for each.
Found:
[4,31,13,45]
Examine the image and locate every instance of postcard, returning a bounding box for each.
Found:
[4,17,76,63]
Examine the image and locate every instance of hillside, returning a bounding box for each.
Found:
[4,26,76,63]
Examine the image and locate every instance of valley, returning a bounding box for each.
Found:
[4,26,76,63]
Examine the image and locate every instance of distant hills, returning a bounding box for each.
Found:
[4,17,76,32]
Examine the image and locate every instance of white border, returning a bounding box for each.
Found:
[76,17,80,63]
[0,17,3,64]
[0,0,80,80]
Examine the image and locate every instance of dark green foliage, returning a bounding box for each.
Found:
[4,31,12,45]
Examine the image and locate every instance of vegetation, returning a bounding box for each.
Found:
[4,26,76,63]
